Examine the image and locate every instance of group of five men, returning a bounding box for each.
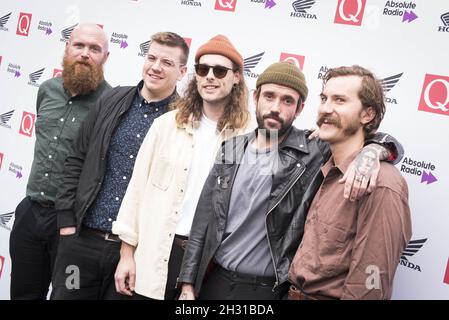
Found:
[9,23,411,300]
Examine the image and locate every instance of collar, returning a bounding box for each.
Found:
[321,150,360,177]
[135,80,178,108]
[249,126,310,154]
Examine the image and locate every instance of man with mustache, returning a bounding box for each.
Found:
[178,62,403,300]
[9,23,110,300]
[288,66,411,300]
[50,32,189,299]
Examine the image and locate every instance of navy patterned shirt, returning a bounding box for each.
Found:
[83,81,176,232]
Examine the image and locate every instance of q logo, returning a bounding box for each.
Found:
[418,74,449,116]
[53,68,63,78]
[19,111,36,137]
[183,37,192,49]
[334,0,366,26]
[0,256,4,279]
[16,12,32,36]
[279,53,305,70]
[215,0,237,12]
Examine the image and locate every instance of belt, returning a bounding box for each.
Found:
[288,285,335,300]
[34,199,55,208]
[83,227,121,243]
[216,264,276,287]
[173,234,188,250]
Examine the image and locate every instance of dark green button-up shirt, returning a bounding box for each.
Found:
[26,77,111,203]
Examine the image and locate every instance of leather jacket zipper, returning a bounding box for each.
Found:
[265,164,306,291]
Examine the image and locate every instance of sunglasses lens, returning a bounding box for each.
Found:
[195,64,209,77]
[213,66,229,79]
[195,64,232,79]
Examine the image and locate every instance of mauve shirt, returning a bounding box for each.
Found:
[289,151,412,300]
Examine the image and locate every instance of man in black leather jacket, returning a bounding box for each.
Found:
[178,62,403,300]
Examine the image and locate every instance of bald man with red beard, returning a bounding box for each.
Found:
[9,23,111,300]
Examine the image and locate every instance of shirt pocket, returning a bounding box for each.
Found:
[315,220,348,274]
[150,157,174,191]
[59,115,84,143]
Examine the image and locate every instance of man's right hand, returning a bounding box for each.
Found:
[59,226,76,236]
[114,252,136,296]
[178,284,196,300]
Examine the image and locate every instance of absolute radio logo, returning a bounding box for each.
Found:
[383,1,418,23]
[280,53,305,70]
[317,65,330,79]
[380,72,403,104]
[438,12,449,33]
[250,0,276,9]
[28,68,45,87]
[243,52,265,79]
[215,0,237,12]
[16,12,32,36]
[418,74,449,117]
[400,238,427,272]
[334,0,366,26]
[37,20,53,36]
[9,161,23,179]
[0,110,14,129]
[6,62,21,78]
[19,111,36,137]
[290,0,317,20]
[180,0,202,7]
[111,32,128,49]
[400,155,438,185]
[0,212,13,231]
[0,12,11,32]
[60,23,77,42]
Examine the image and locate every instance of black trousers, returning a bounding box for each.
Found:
[111,234,186,300]
[50,228,123,300]
[199,265,283,300]
[9,196,59,300]
[164,234,188,300]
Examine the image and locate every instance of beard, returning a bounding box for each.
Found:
[62,55,104,96]
[316,113,360,137]
[256,111,293,139]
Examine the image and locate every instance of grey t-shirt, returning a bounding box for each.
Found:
[215,141,276,277]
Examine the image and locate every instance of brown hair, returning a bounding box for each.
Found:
[323,65,386,139]
[150,32,189,65]
[174,62,250,132]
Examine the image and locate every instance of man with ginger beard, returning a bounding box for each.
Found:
[9,23,110,300]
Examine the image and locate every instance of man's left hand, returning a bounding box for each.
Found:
[339,145,386,201]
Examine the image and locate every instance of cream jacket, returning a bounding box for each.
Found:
[112,109,254,299]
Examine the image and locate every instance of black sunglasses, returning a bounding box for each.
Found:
[194,64,236,79]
